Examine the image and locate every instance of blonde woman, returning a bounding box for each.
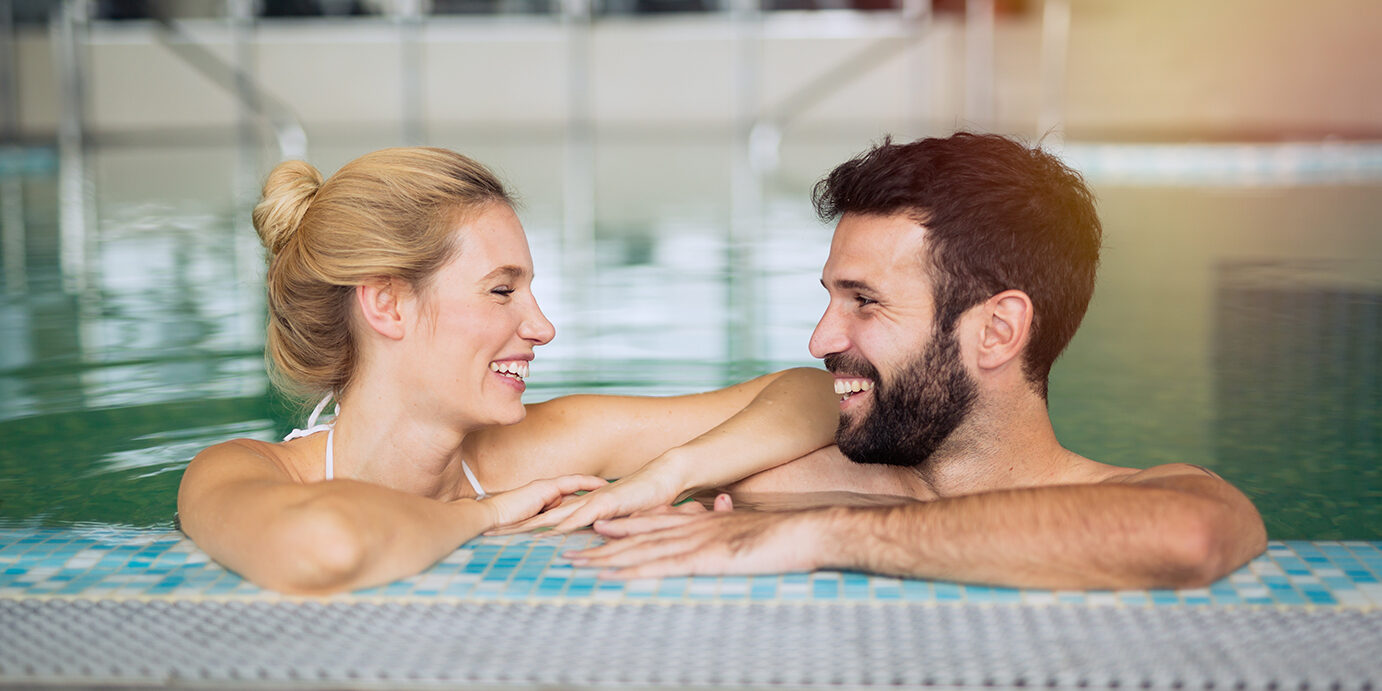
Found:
[178,148,837,595]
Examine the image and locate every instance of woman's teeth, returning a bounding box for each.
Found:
[834,378,874,398]
[489,361,529,382]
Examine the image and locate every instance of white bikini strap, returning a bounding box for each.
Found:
[282,393,339,442]
[307,393,334,427]
[325,427,336,481]
[461,460,487,499]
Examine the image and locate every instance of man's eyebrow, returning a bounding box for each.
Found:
[481,265,528,282]
[823,278,876,293]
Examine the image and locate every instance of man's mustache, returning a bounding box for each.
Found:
[823,353,880,382]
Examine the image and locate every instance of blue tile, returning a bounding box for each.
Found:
[935,584,963,602]
[1150,590,1180,605]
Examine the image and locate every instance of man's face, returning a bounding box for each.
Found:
[809,213,978,466]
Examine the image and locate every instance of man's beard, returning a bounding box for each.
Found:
[825,326,979,467]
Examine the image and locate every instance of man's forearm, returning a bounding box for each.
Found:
[811,478,1265,589]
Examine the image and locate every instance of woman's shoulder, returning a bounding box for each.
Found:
[186,435,318,486]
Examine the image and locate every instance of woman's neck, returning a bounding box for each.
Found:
[329,377,473,501]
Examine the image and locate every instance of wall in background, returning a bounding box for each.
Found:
[10,0,1382,143]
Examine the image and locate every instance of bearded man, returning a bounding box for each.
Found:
[567,133,1267,589]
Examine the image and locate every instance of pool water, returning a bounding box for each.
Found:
[0,136,1378,539]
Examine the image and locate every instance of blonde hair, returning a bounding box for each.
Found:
[252,147,513,399]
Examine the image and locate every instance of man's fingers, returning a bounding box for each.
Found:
[574,533,703,569]
[601,552,703,580]
[713,493,734,512]
[590,512,707,538]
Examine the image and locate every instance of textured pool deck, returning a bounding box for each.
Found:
[2,527,1380,689]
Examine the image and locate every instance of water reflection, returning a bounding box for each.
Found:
[1213,261,1382,539]
[1,141,1380,537]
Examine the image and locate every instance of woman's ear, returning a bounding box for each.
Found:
[975,289,1033,371]
[356,278,407,341]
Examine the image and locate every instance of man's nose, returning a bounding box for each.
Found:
[809,305,849,359]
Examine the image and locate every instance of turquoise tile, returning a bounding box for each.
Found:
[935,584,963,602]
[811,580,838,599]
[1150,590,1180,605]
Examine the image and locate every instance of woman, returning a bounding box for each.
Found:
[178,147,838,594]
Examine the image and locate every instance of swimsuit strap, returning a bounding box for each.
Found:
[283,393,339,441]
[282,393,340,481]
[282,392,475,492]
[461,460,488,499]
[325,426,336,481]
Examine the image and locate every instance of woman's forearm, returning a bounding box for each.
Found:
[198,480,491,595]
[658,367,839,497]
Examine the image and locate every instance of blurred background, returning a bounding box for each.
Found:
[0,0,1379,538]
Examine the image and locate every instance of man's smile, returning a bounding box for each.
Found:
[833,377,875,410]
[833,377,875,397]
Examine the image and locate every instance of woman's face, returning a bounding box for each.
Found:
[407,203,555,429]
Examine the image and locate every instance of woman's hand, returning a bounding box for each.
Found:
[476,474,609,532]
[487,455,694,535]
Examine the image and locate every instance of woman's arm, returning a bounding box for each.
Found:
[479,366,840,532]
[178,441,603,594]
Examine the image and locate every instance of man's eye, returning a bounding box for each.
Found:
[492,287,515,297]
[854,295,876,307]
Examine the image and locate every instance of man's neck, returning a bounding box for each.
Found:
[904,389,1085,498]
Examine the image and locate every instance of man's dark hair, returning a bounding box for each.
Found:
[812,132,1102,399]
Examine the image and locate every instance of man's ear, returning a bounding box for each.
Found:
[975,289,1033,371]
[356,278,408,341]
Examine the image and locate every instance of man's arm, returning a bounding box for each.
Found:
[570,465,1267,589]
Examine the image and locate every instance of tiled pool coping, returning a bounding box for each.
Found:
[1,527,1379,606]
[3,528,1380,689]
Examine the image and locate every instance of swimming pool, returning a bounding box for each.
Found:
[1,135,1379,539]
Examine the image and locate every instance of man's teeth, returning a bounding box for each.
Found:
[833,379,875,395]
[489,361,529,381]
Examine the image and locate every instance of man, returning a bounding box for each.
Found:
[567,133,1266,589]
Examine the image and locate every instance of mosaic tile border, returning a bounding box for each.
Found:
[1,526,1379,607]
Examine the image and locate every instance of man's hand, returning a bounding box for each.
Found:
[565,495,826,578]
[476,474,609,531]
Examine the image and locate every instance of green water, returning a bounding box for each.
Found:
[1,139,1379,538]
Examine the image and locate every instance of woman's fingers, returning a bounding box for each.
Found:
[484,474,607,529]
[551,491,639,533]
[486,497,587,535]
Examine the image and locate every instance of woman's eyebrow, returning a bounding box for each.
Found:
[480,265,528,282]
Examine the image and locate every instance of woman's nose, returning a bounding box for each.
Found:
[522,299,556,346]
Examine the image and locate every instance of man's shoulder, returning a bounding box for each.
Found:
[1100,462,1223,486]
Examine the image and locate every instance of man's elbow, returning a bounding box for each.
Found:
[1157,506,1267,589]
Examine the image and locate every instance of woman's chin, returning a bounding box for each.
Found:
[490,404,527,428]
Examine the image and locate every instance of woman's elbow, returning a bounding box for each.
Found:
[256,505,370,595]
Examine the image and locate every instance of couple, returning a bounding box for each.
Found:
[179,133,1266,595]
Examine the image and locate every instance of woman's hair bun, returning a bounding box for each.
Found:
[253,160,324,254]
